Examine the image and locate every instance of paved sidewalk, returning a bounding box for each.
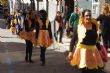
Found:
[0,19,110,73]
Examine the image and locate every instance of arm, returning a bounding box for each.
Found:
[48,22,53,39]
[35,21,39,39]
[96,15,102,24]
[68,29,78,60]
[24,20,29,32]
[69,29,78,52]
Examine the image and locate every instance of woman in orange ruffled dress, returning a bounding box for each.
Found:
[20,12,35,63]
[35,10,53,66]
[68,9,104,73]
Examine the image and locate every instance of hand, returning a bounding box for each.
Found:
[67,52,73,61]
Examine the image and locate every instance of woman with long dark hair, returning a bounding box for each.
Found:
[35,10,53,66]
[23,12,34,63]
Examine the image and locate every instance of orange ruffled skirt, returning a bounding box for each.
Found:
[37,30,53,48]
[19,29,36,44]
[69,44,104,69]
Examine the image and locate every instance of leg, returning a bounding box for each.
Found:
[108,33,110,48]
[28,40,34,63]
[40,47,46,66]
[102,34,108,51]
[25,40,29,62]
[69,35,76,52]
[54,31,58,42]
[59,27,63,43]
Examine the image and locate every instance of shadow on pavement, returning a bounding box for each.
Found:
[0,41,110,73]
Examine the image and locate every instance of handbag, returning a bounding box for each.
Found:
[96,43,108,62]
[100,45,108,62]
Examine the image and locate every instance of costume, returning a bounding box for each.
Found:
[35,17,53,48]
[69,18,104,69]
[19,19,35,63]
[35,14,53,65]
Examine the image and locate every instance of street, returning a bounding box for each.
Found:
[0,17,110,73]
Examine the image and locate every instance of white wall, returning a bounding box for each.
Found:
[48,0,57,22]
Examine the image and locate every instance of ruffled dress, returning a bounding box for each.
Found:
[69,18,104,69]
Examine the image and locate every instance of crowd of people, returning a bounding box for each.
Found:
[2,2,110,73]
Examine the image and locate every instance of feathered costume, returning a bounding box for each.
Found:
[69,17,104,69]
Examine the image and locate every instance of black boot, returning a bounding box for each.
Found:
[40,54,45,66]
[29,53,34,63]
[40,47,46,66]
[41,61,45,66]
[29,59,34,63]
[25,55,28,62]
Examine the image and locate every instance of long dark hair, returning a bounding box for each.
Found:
[39,9,48,24]
[39,9,47,19]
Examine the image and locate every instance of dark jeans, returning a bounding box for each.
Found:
[54,27,63,42]
[25,40,33,60]
[40,47,46,63]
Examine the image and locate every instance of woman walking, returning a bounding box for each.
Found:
[54,11,64,43]
[35,10,53,66]
[23,12,35,63]
[97,3,110,51]
[68,9,104,73]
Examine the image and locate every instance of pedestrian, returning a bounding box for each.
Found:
[6,12,12,29]
[68,9,104,73]
[54,11,64,43]
[23,12,35,63]
[96,3,110,51]
[68,5,80,37]
[35,10,53,66]
[10,14,17,34]
[63,5,72,37]
[69,5,80,52]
